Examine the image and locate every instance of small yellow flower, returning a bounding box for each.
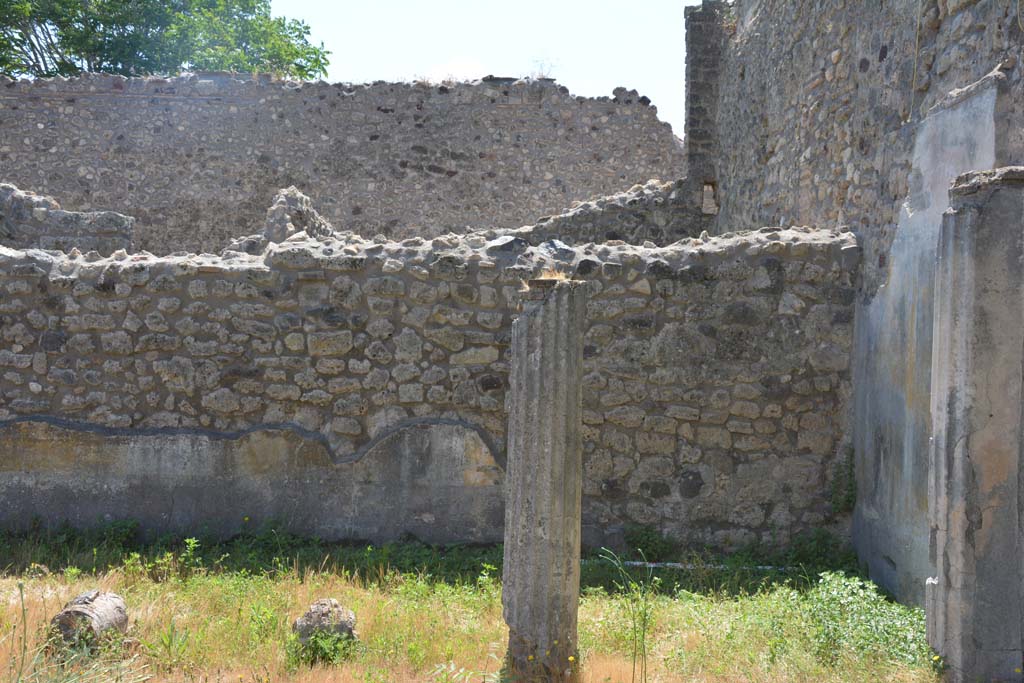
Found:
[527,655,534,661]
[545,650,550,656]
[568,655,575,663]
[553,640,558,645]
[932,655,940,661]
[243,516,250,522]
[1016,668,1022,674]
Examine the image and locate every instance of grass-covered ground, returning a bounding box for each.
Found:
[1,523,940,682]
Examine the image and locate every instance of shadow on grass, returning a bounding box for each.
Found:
[1,520,863,598]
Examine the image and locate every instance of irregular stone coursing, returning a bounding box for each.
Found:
[0,73,685,255]
[511,179,704,246]
[0,196,859,548]
[684,0,1024,605]
[0,183,133,255]
[694,0,1024,293]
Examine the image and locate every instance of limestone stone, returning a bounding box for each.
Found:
[201,388,240,414]
[0,177,856,559]
[308,332,354,357]
[450,346,499,365]
[393,329,423,362]
[292,599,357,645]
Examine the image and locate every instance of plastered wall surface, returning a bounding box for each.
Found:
[0,203,858,547]
[928,168,1024,683]
[852,80,997,605]
[0,73,686,255]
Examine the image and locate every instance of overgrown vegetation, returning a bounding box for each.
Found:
[0,522,938,682]
[285,630,359,669]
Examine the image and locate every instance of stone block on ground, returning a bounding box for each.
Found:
[292,598,357,644]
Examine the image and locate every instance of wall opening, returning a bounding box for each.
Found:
[702,182,720,215]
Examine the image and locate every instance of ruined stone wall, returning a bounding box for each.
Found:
[0,209,858,548]
[0,73,686,255]
[1,183,133,254]
[505,179,699,248]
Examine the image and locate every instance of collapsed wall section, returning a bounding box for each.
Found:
[506,179,700,247]
[0,73,686,255]
[0,207,858,547]
[1,183,133,254]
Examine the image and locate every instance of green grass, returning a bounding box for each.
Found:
[0,522,939,682]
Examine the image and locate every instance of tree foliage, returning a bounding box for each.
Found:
[0,0,329,79]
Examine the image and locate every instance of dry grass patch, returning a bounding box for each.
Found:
[0,529,940,682]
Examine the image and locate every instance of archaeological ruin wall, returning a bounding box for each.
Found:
[0,187,858,549]
[1,183,133,254]
[0,73,687,255]
[684,0,1024,605]
[692,0,1024,289]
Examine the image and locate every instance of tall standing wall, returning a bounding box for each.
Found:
[0,74,686,255]
[704,0,1024,290]
[684,0,1024,603]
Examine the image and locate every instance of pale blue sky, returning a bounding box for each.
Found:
[269,0,702,136]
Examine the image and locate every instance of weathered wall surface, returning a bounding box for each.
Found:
[704,0,1024,291]
[928,167,1024,683]
[0,73,686,255]
[0,419,504,543]
[507,179,699,248]
[685,0,1024,603]
[1,183,133,254]
[0,208,858,548]
[852,77,999,605]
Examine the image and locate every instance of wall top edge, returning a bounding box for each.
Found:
[0,224,858,280]
[0,71,663,110]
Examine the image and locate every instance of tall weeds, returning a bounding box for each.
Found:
[598,548,659,683]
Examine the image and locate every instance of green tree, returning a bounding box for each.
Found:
[0,0,329,79]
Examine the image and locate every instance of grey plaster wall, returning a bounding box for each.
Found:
[0,195,858,546]
[0,73,686,255]
[927,167,1024,683]
[852,78,997,605]
[0,418,503,543]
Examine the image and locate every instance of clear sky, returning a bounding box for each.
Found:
[269,0,703,136]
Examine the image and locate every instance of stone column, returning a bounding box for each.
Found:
[928,167,1024,683]
[502,278,587,682]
